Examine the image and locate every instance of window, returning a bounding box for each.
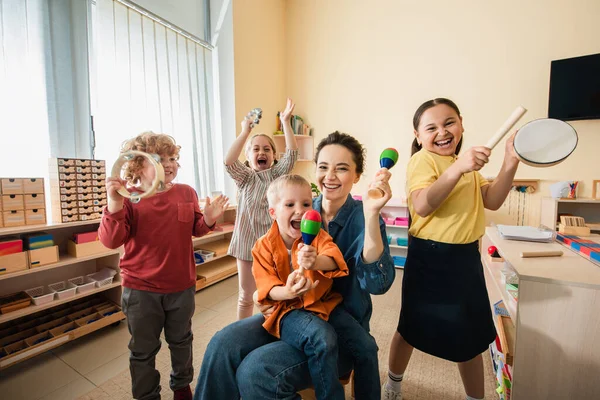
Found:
[91,0,219,197]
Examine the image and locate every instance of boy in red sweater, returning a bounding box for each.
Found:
[99,132,228,400]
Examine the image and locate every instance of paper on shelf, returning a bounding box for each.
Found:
[497,225,554,243]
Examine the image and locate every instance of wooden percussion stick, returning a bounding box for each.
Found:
[485,106,528,150]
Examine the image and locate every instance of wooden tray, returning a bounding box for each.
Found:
[0,292,31,314]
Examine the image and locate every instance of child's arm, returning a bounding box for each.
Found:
[412,146,491,217]
[296,234,349,278]
[192,190,229,237]
[224,116,254,166]
[481,133,520,210]
[98,177,131,248]
[279,98,299,152]
[268,270,318,300]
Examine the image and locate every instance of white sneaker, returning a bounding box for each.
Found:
[382,383,402,400]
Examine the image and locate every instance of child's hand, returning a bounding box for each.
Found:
[297,243,317,270]
[454,146,490,174]
[504,131,520,166]
[241,114,254,135]
[253,290,275,319]
[363,168,392,214]
[106,177,126,202]
[279,98,295,124]
[203,194,230,226]
[286,267,318,299]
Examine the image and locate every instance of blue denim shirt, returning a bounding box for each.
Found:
[312,194,395,332]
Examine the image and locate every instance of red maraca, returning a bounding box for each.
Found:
[487,245,499,257]
[368,148,398,199]
[301,210,321,245]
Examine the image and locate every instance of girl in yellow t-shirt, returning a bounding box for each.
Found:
[383,98,519,400]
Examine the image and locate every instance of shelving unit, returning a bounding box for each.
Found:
[540,197,600,232]
[273,135,314,162]
[380,197,408,268]
[481,227,600,399]
[193,207,237,291]
[0,220,125,370]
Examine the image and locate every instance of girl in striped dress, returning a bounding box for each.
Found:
[224,98,299,319]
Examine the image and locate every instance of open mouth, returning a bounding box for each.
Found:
[291,220,301,230]
[257,158,267,166]
[435,138,453,149]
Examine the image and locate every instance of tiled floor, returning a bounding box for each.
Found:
[0,276,240,400]
[0,271,498,400]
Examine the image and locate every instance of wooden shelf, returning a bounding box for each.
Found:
[0,282,121,324]
[196,257,237,288]
[0,250,120,281]
[192,223,234,245]
[0,219,101,237]
[482,256,517,322]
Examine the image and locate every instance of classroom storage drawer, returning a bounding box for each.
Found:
[24,194,45,209]
[0,252,28,275]
[23,178,44,194]
[28,245,59,268]
[25,209,46,225]
[3,210,25,227]
[2,195,24,210]
[1,179,23,194]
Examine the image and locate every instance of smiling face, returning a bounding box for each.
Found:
[315,144,360,204]
[269,183,313,249]
[138,153,178,189]
[414,104,464,156]
[246,135,275,171]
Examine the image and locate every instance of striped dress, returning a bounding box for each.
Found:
[226,149,298,261]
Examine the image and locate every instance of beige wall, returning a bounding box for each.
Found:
[233,0,286,148]
[283,0,600,207]
[232,0,600,223]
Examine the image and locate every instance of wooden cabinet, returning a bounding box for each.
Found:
[273,135,314,162]
[481,227,600,399]
[540,197,600,232]
[380,197,408,268]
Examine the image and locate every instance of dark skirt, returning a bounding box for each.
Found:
[397,236,496,362]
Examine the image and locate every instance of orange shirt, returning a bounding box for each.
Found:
[252,221,349,338]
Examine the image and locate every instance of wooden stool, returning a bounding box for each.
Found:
[297,370,354,400]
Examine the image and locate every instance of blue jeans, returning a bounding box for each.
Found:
[193,310,379,400]
[279,309,344,400]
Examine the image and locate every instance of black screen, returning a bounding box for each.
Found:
[548,53,600,121]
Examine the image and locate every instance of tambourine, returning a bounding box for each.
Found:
[485,106,577,167]
[245,108,263,128]
[111,150,165,203]
[512,118,577,167]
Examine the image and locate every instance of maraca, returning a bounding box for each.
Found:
[367,148,399,199]
[300,210,322,245]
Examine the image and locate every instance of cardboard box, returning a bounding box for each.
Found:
[67,240,108,258]
[24,193,45,209]
[2,195,24,210]
[1,179,23,194]
[0,252,28,275]
[23,178,44,194]
[28,245,59,268]
[3,210,25,227]
[25,209,46,225]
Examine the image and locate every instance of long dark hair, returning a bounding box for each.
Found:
[411,98,463,156]
[408,98,463,244]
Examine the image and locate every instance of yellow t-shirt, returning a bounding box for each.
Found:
[406,149,489,244]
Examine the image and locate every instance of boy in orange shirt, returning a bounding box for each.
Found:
[253,175,378,400]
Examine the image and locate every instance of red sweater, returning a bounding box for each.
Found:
[99,184,213,293]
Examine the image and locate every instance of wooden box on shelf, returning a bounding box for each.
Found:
[1,179,24,195]
[558,224,590,236]
[67,240,108,258]
[0,291,31,314]
[22,179,44,194]
[488,254,504,263]
[28,245,59,268]
[0,252,28,275]
[3,210,25,227]
[25,209,46,225]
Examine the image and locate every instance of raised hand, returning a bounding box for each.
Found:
[106,176,126,202]
[203,194,229,226]
[279,98,295,124]
[504,131,520,166]
[363,168,392,214]
[297,243,318,271]
[454,146,491,174]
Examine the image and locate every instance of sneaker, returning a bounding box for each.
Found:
[174,385,193,400]
[382,383,402,400]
